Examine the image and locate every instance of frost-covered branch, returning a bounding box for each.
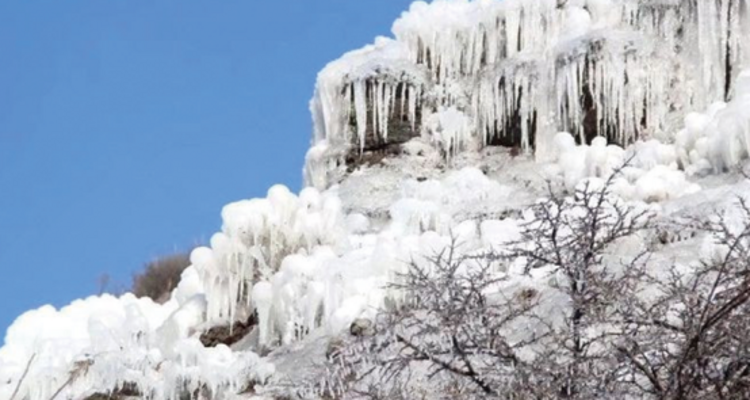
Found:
[312,238,540,398]
[317,173,658,399]
[616,198,750,399]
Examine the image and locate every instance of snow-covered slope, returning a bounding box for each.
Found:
[2,1,750,399]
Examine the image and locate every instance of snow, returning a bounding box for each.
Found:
[676,70,750,173]
[547,131,700,202]
[0,292,273,400]
[390,167,513,234]
[4,1,750,399]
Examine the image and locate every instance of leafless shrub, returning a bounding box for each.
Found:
[310,170,653,399]
[315,167,750,400]
[509,171,653,399]
[613,199,750,400]
[132,251,192,303]
[318,240,540,399]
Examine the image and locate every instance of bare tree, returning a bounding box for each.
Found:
[614,199,750,400]
[510,172,653,399]
[314,173,750,400]
[318,240,540,399]
[311,172,651,399]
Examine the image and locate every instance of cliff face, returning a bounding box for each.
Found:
[306,0,750,189]
[2,1,750,400]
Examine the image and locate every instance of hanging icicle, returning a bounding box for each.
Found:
[307,0,750,188]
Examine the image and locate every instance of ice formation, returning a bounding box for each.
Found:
[307,0,750,189]
[310,37,429,151]
[4,1,750,399]
[0,287,274,400]
[240,168,513,348]
[191,185,348,325]
[676,70,750,173]
[547,132,700,202]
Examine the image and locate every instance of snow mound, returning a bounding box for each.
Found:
[0,290,272,400]
[677,70,750,173]
[548,132,700,202]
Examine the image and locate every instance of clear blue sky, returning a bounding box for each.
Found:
[0,1,413,337]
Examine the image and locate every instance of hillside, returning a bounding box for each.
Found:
[2,0,750,399]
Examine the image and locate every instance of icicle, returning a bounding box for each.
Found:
[426,106,474,157]
[408,84,418,133]
[307,36,428,156]
[353,81,368,152]
[307,0,750,184]
[393,0,559,82]
[474,57,546,152]
[190,186,347,326]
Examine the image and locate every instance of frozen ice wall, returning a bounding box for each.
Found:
[191,185,348,325]
[306,0,750,188]
[310,37,429,152]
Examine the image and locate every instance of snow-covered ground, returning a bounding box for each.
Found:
[3,0,750,399]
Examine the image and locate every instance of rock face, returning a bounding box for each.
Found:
[199,313,258,348]
[305,0,750,190]
[348,79,424,153]
[349,318,375,337]
[82,383,140,400]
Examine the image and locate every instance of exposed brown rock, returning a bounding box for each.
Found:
[344,142,403,172]
[82,382,140,400]
[199,313,257,348]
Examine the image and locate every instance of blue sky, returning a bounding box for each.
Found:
[0,1,414,337]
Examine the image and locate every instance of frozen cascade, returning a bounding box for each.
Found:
[554,31,665,145]
[191,185,348,325]
[310,37,429,152]
[475,58,548,151]
[307,0,750,188]
[621,0,750,113]
[692,0,750,102]
[392,0,561,81]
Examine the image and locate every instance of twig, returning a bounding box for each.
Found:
[9,353,36,400]
[48,359,92,400]
[48,375,75,400]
